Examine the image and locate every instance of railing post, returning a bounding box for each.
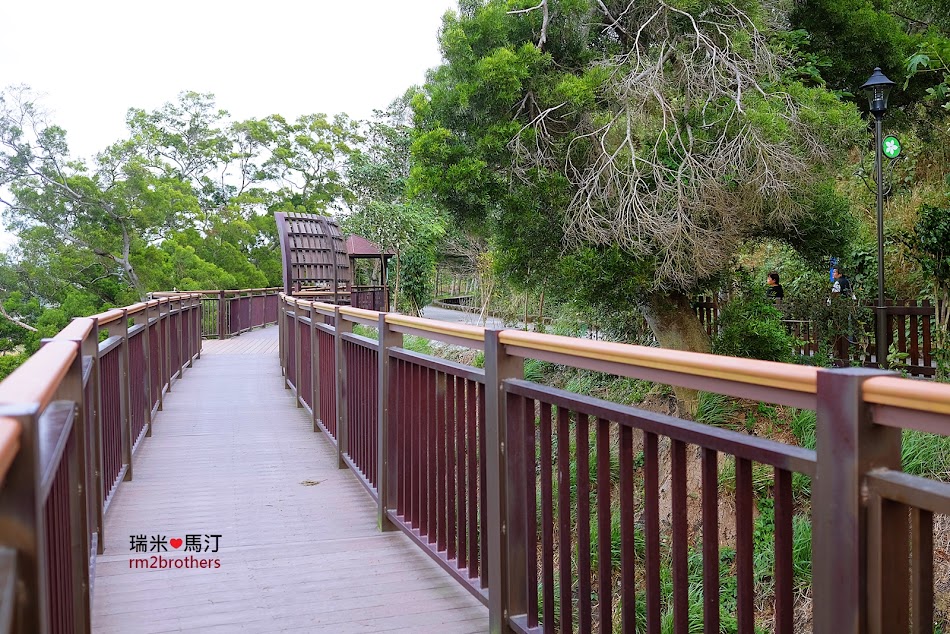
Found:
[55,342,92,634]
[131,308,153,438]
[282,300,291,389]
[175,298,185,380]
[377,313,402,531]
[279,297,286,380]
[484,329,524,634]
[187,296,196,367]
[0,409,49,633]
[812,367,900,633]
[105,310,133,482]
[335,306,352,470]
[84,318,106,556]
[311,302,321,433]
[294,303,303,409]
[195,295,202,359]
[217,291,227,340]
[147,304,163,413]
[162,299,172,394]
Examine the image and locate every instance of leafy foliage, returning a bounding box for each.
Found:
[713,272,796,362]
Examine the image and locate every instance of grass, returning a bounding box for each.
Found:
[902,430,950,479]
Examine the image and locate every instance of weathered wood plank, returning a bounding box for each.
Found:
[92,327,486,633]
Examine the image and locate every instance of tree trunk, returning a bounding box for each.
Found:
[639,291,712,418]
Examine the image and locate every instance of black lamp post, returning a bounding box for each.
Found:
[860,67,895,368]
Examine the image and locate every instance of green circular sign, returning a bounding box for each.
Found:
[882,135,902,159]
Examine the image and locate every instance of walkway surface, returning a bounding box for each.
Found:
[91,327,487,633]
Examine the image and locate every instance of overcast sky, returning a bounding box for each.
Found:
[1,0,458,160]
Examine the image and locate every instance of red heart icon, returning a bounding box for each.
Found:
[170,538,183,549]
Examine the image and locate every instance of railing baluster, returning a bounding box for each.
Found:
[437,370,447,553]
[558,407,573,634]
[736,457,754,632]
[457,375,467,572]
[467,378,478,580]
[597,417,612,634]
[774,467,794,634]
[446,373,457,561]
[522,395,539,629]
[576,414,592,634]
[911,507,934,634]
[427,367,437,543]
[702,448,719,634]
[618,423,635,634]
[644,431,660,634]
[671,439,689,634]
[540,403,555,632]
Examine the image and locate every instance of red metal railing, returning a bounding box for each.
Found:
[342,335,378,493]
[280,293,950,633]
[0,292,210,633]
[166,288,281,340]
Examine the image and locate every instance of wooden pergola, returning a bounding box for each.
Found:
[275,212,392,311]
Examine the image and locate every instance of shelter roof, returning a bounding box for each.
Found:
[346,234,394,258]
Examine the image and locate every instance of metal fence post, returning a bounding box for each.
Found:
[175,298,184,380]
[294,304,303,409]
[377,313,402,531]
[311,303,321,433]
[161,299,172,394]
[279,297,286,380]
[89,318,105,552]
[131,308,153,438]
[484,329,524,634]
[105,310,133,482]
[335,306,352,470]
[812,367,899,633]
[187,297,196,368]
[56,343,92,634]
[0,410,48,633]
[217,291,227,341]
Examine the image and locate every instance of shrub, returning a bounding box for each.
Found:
[713,272,796,362]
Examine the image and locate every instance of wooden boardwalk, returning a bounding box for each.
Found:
[91,327,488,633]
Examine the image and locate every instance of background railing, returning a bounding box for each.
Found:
[281,293,950,634]
[155,288,281,340]
[0,294,203,633]
[695,296,942,376]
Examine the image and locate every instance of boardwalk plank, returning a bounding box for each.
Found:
[92,327,487,633]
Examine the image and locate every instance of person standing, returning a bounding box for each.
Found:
[831,268,853,298]
[766,272,784,301]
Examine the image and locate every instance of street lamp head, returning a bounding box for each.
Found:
[861,67,895,116]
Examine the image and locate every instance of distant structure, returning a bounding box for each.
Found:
[274,212,392,311]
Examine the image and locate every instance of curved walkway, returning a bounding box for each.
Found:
[91,327,487,633]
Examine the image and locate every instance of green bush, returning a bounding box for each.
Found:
[713,272,796,362]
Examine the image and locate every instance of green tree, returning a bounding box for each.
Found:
[903,203,950,380]
[344,101,446,313]
[411,0,862,413]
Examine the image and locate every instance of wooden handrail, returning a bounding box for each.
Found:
[338,306,380,321]
[53,318,95,342]
[0,417,21,486]
[864,376,950,416]
[498,329,819,394]
[0,340,77,411]
[89,309,125,327]
[385,313,486,342]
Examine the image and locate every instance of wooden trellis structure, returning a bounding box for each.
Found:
[275,212,391,310]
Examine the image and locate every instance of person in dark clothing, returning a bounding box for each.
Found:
[832,268,852,296]
[766,272,784,300]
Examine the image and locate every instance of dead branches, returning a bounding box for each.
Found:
[512,0,845,290]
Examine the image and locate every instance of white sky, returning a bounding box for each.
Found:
[0,0,458,250]
[1,0,458,160]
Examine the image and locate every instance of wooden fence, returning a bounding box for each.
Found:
[694,296,943,377]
